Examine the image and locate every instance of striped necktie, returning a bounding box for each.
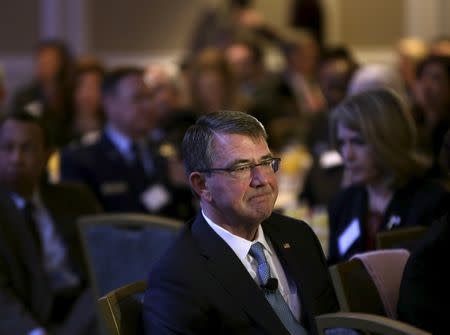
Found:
[249,242,308,335]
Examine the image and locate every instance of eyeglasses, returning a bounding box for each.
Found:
[198,157,281,179]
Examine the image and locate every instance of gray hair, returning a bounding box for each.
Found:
[182,111,267,175]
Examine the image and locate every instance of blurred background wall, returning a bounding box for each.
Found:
[1,0,450,104]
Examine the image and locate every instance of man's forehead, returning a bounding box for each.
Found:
[211,133,270,159]
[213,132,266,144]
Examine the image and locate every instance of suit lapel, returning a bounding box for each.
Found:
[40,184,86,277]
[191,214,290,335]
[40,184,70,241]
[0,190,53,322]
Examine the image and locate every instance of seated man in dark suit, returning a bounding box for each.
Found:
[60,66,195,220]
[0,111,101,334]
[143,111,339,334]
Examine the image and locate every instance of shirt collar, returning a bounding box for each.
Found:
[105,124,133,157]
[105,124,149,160]
[202,210,272,264]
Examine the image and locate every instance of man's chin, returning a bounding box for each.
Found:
[248,206,273,223]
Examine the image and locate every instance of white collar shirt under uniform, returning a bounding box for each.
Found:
[105,124,154,174]
[202,211,301,321]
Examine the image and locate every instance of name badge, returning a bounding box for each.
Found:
[100,182,128,195]
[386,215,401,230]
[319,150,343,169]
[338,218,361,256]
[141,184,171,212]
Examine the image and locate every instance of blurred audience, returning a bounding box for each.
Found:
[347,63,409,105]
[430,35,450,57]
[397,129,450,335]
[282,29,325,115]
[327,89,449,265]
[60,67,196,220]
[144,63,197,189]
[144,63,195,145]
[225,37,268,101]
[144,63,180,139]
[300,46,358,208]
[396,37,429,102]
[189,48,246,116]
[4,11,450,333]
[307,46,359,157]
[11,39,75,147]
[290,0,324,47]
[0,110,101,335]
[70,58,105,144]
[413,54,450,178]
[249,29,323,151]
[189,0,280,54]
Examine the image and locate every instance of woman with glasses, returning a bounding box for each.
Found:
[327,89,449,264]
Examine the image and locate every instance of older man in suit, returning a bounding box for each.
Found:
[60,66,195,220]
[0,111,101,335]
[143,111,339,335]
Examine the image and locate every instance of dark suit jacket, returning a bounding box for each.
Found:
[60,132,196,220]
[397,213,449,335]
[143,212,338,335]
[327,178,449,264]
[0,182,101,334]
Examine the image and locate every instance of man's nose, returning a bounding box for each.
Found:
[250,165,269,187]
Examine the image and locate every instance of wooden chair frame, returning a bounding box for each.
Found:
[98,280,147,335]
[316,312,431,335]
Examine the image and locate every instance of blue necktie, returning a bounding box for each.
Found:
[249,242,308,335]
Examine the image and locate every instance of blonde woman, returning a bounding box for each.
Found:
[327,89,449,264]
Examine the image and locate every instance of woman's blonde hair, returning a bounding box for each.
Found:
[330,88,429,189]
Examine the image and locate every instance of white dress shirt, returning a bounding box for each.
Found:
[202,211,301,321]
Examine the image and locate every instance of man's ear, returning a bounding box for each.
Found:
[189,172,211,201]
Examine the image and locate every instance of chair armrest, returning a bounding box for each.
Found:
[315,312,431,335]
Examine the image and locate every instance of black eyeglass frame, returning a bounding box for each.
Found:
[196,157,281,176]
